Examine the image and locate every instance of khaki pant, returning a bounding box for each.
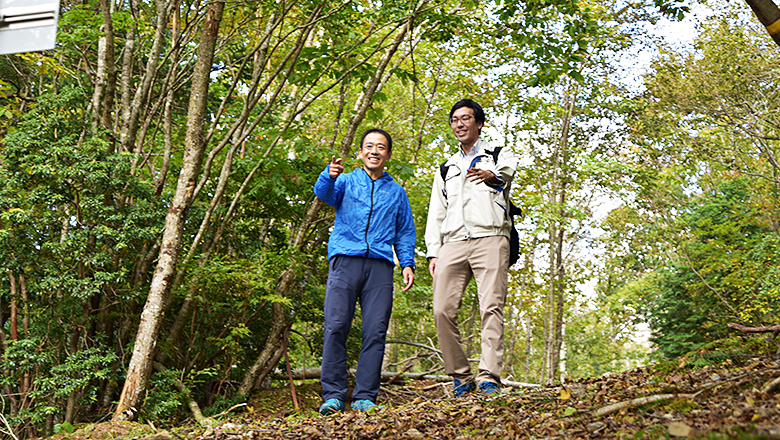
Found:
[432,235,509,384]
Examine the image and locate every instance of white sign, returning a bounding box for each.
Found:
[0,0,59,55]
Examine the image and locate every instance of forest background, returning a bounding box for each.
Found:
[1,0,779,437]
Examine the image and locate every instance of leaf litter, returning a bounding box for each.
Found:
[193,356,780,439]
[42,355,780,440]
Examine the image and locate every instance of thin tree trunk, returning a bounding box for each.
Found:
[238,302,289,395]
[122,0,171,158]
[525,313,534,382]
[544,220,557,384]
[19,274,28,337]
[19,274,31,414]
[117,0,137,146]
[552,220,565,374]
[8,271,20,416]
[550,85,577,382]
[8,271,18,342]
[543,142,559,385]
[113,0,225,420]
[161,7,308,349]
[97,0,117,135]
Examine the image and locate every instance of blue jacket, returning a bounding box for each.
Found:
[314,166,416,269]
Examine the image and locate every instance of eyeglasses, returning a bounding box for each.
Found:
[450,115,473,125]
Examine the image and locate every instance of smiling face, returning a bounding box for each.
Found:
[450,106,483,150]
[359,131,392,179]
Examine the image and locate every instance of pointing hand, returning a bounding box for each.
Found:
[329,156,344,179]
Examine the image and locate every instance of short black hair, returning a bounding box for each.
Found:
[360,128,393,152]
[449,99,485,127]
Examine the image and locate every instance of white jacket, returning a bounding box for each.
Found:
[425,140,518,258]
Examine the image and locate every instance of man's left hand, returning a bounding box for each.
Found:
[467,168,499,185]
[401,266,415,292]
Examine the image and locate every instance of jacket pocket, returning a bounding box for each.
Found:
[487,197,508,227]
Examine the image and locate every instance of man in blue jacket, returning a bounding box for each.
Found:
[314,128,416,415]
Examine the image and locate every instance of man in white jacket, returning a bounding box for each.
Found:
[425,99,518,397]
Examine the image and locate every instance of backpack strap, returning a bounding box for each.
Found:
[484,146,503,165]
[440,146,506,199]
[439,162,449,200]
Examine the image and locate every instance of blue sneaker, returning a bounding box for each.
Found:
[478,381,501,396]
[453,378,475,397]
[350,399,378,412]
[319,398,345,415]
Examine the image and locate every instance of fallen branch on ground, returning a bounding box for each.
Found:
[271,368,540,388]
[764,375,780,394]
[592,393,692,418]
[386,340,442,355]
[211,403,248,419]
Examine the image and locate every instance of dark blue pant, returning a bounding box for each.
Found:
[321,256,394,403]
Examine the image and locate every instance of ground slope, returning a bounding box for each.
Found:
[47,355,780,440]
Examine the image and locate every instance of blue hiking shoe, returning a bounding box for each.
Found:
[453,378,476,397]
[350,399,380,412]
[479,381,501,396]
[319,398,345,415]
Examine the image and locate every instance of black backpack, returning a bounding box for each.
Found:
[439,146,522,267]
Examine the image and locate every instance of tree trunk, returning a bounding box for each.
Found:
[113,0,225,420]
[9,271,18,341]
[238,302,289,395]
[518,236,537,382]
[92,0,116,134]
[544,220,557,384]
[552,87,577,380]
[543,84,577,385]
[7,271,19,416]
[19,274,31,412]
[122,0,171,157]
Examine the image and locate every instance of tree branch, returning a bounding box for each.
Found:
[727,322,780,334]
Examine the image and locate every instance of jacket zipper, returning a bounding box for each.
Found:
[364,178,375,257]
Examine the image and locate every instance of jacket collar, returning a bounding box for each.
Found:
[446,139,490,169]
[359,167,392,182]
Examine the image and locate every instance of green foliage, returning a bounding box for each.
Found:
[53,422,75,434]
[34,347,118,400]
[1,342,118,427]
[144,369,187,423]
[599,6,780,363]
[0,339,54,383]
[635,176,780,359]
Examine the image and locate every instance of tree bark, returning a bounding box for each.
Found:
[7,271,19,416]
[113,0,225,420]
[727,322,780,333]
[95,0,117,135]
[544,83,577,385]
[552,88,576,379]
[122,0,171,158]
[8,271,18,342]
[238,301,291,394]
